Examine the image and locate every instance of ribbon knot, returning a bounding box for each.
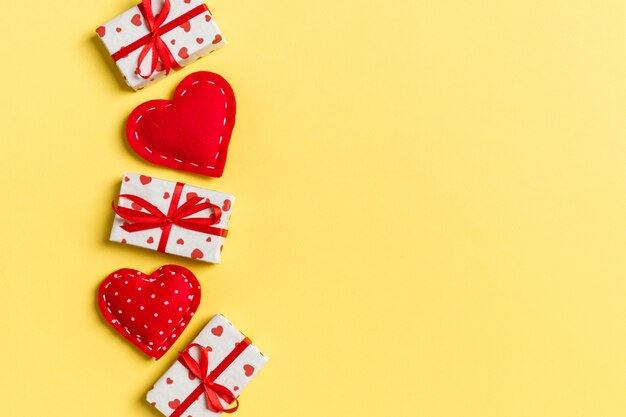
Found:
[135,0,181,79]
[179,344,239,413]
[112,182,228,253]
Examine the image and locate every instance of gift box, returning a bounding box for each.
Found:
[147,314,269,417]
[96,0,226,90]
[110,173,234,263]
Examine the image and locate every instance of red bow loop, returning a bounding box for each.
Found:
[135,0,181,79]
[179,344,239,413]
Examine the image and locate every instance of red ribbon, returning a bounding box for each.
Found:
[112,182,227,253]
[111,0,209,79]
[171,338,252,417]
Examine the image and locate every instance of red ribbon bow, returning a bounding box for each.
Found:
[110,0,210,79]
[167,336,251,417]
[178,344,239,413]
[135,0,181,78]
[112,182,227,253]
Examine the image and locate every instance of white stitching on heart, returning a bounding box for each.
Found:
[131,78,228,171]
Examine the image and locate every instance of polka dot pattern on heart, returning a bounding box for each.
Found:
[97,265,201,359]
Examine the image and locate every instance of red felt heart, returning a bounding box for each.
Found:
[126,72,236,177]
[97,265,200,359]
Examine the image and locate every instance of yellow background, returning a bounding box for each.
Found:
[1,0,625,415]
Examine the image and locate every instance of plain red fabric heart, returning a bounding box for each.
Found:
[97,265,201,359]
[126,72,236,178]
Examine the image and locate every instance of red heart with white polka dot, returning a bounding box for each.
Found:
[97,265,201,359]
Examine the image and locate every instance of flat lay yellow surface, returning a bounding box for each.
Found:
[1,0,625,416]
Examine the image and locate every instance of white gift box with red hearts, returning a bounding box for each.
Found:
[96,0,226,90]
[110,173,234,263]
[147,314,269,417]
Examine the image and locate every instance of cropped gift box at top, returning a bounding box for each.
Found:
[147,314,269,417]
[110,173,234,263]
[96,0,226,90]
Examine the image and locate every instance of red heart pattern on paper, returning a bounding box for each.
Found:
[168,399,181,409]
[196,37,204,44]
[139,175,152,185]
[211,325,223,336]
[97,265,200,359]
[178,47,189,59]
[205,14,212,22]
[96,26,106,37]
[180,21,191,32]
[126,72,237,177]
[222,199,232,211]
[166,377,173,384]
[212,34,222,44]
[131,14,142,26]
[190,248,204,260]
[243,364,255,377]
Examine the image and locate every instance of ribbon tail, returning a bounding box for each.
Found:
[210,383,239,413]
[204,388,225,412]
[222,398,239,413]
